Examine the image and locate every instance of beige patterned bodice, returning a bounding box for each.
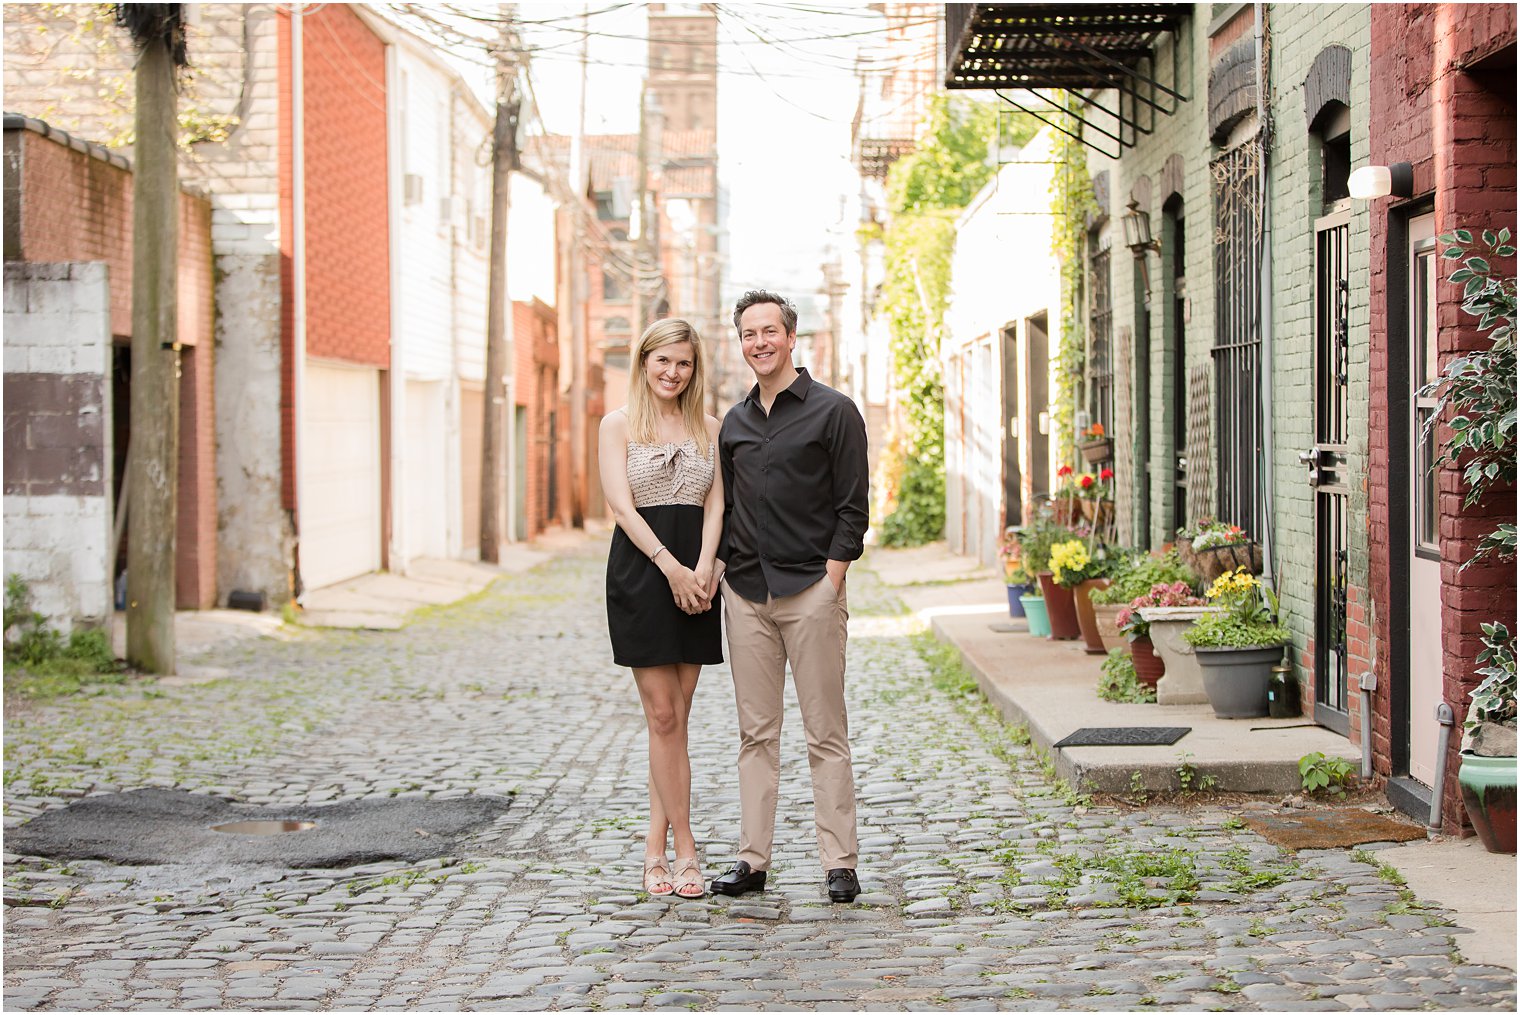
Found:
[626,439,714,509]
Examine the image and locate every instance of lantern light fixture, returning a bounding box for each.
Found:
[1121,200,1159,253]
[1348,162,1414,200]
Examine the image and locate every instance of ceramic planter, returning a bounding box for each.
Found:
[1052,498,1081,527]
[1079,498,1115,529]
[1080,437,1113,464]
[1006,583,1030,617]
[1037,571,1080,640]
[1073,578,1112,655]
[1092,603,1127,653]
[1138,606,1222,706]
[1130,636,1166,688]
[1458,753,1517,854]
[1021,594,1050,638]
[1194,643,1285,719]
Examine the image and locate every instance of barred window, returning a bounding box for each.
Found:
[1087,235,1114,436]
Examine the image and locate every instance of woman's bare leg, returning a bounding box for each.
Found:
[635,664,701,860]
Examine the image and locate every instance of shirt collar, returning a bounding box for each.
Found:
[743,367,814,408]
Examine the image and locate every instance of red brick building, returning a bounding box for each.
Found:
[3,116,218,611]
[513,298,566,538]
[1365,4,1516,833]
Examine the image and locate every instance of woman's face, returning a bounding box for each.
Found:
[643,340,696,404]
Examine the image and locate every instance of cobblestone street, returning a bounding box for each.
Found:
[4,541,1516,1012]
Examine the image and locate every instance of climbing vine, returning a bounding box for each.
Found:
[1049,92,1098,467]
[873,95,998,545]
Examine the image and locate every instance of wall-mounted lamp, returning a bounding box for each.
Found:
[1121,201,1160,253]
[1348,162,1414,200]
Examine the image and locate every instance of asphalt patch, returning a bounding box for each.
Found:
[1245,807,1427,850]
[4,788,512,867]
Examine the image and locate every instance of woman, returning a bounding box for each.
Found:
[599,318,724,899]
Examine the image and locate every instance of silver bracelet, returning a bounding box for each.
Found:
[650,545,668,562]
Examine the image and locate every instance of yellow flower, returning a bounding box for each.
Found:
[1048,540,1089,584]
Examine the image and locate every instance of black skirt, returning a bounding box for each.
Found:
[606,504,723,668]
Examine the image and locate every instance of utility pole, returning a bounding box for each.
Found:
[567,3,589,528]
[118,4,184,675]
[630,85,648,343]
[480,5,519,562]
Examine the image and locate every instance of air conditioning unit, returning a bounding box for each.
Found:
[403,173,424,206]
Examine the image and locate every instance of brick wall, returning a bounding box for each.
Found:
[515,299,560,536]
[1367,3,1517,834]
[5,123,219,610]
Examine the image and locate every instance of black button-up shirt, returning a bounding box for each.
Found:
[718,368,869,603]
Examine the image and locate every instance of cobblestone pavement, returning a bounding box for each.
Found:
[4,542,1516,1012]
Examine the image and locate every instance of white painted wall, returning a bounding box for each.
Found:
[2,262,114,629]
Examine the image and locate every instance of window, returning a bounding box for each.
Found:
[1211,139,1265,536]
[1413,232,1439,553]
[1087,234,1114,435]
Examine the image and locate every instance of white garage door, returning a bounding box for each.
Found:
[300,362,382,591]
[403,380,448,563]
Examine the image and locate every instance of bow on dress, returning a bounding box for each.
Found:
[658,440,697,498]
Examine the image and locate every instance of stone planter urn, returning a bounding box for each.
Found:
[1138,605,1222,706]
[1092,603,1127,653]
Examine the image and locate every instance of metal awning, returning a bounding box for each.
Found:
[945,4,1189,157]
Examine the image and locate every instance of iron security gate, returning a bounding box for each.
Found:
[1211,141,1264,536]
[1304,209,1351,733]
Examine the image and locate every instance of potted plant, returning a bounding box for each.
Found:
[1052,464,1082,526]
[1078,467,1116,530]
[1425,228,1517,853]
[1183,568,1289,718]
[1090,550,1196,653]
[1079,421,1113,464]
[1000,526,1032,618]
[1021,582,1051,638]
[1176,517,1262,583]
[1117,581,1207,691]
[1021,507,1082,641]
[1050,537,1110,653]
[1458,622,1517,853]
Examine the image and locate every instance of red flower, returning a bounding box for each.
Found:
[1080,475,1094,489]
[1057,464,1074,478]
[1099,468,1114,481]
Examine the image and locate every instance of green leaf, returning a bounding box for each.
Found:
[1449,268,1474,282]
[1466,256,1491,274]
[1456,228,1474,243]
[1483,229,1497,247]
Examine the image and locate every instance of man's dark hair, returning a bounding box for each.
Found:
[733,290,798,337]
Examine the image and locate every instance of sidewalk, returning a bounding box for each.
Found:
[878,539,1516,972]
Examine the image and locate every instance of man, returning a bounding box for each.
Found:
[707,290,869,903]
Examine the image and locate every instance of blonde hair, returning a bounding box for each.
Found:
[626,317,710,456]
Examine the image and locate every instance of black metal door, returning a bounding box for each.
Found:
[1303,209,1351,734]
[1002,325,1022,525]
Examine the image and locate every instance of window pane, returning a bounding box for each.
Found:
[1417,406,1438,548]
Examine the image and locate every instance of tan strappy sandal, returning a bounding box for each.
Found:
[643,855,674,897]
[671,856,705,899]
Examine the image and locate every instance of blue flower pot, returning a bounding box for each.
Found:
[1006,583,1030,617]
[1021,595,1050,638]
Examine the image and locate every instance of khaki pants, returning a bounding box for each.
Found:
[723,575,858,872]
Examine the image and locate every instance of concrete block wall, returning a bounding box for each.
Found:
[1266,3,1373,731]
[3,262,113,630]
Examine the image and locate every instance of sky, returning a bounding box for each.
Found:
[509,2,877,328]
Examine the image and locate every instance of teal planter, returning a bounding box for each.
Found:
[1021,595,1050,638]
[1458,753,1517,854]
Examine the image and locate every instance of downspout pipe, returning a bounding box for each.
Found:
[1359,670,1376,780]
[384,37,407,574]
[1429,703,1455,829]
[1254,1,1276,584]
[291,5,308,596]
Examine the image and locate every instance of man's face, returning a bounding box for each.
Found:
[738,302,796,382]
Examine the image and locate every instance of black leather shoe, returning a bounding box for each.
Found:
[710,860,767,897]
[826,868,860,903]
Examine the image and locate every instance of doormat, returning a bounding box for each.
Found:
[1244,808,1427,850]
[1054,727,1191,748]
[3,788,513,867]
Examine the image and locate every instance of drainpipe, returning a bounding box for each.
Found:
[384,39,407,574]
[1429,702,1455,829]
[291,4,308,594]
[1358,670,1376,780]
[1254,1,1276,584]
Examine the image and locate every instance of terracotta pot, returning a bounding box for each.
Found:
[1051,497,1080,527]
[1092,603,1127,653]
[1037,571,1080,640]
[1073,578,1112,655]
[1080,437,1113,464]
[1130,636,1166,688]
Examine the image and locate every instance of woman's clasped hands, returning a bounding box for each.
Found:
[660,557,713,615]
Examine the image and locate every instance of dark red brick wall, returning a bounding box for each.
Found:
[12,128,217,610]
[277,6,390,520]
[1367,3,1517,834]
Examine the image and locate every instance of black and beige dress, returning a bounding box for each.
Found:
[606,439,723,668]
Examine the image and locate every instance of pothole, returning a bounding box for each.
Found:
[211,819,318,835]
[5,788,512,867]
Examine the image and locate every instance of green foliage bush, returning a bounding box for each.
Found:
[1098,647,1155,703]
[1299,751,1356,795]
[1183,614,1287,649]
[4,574,122,694]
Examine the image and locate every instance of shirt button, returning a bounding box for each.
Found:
[763,437,770,444]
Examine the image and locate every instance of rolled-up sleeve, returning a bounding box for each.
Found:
[827,399,869,562]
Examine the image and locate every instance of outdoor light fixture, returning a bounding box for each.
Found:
[1348,162,1414,200]
[1121,201,1159,253]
